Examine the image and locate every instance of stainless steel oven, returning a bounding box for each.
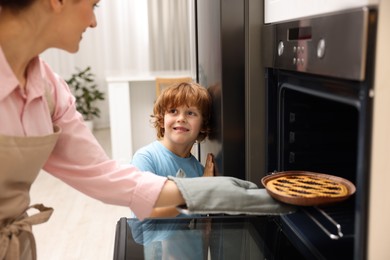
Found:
[263,7,377,259]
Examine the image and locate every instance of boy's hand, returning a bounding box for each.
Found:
[203,153,215,177]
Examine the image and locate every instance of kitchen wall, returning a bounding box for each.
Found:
[368,1,390,259]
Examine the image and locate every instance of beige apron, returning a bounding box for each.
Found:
[0,125,60,260]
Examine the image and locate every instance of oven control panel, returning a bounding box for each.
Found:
[263,7,374,81]
[277,30,326,66]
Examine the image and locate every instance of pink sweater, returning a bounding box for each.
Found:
[0,48,166,220]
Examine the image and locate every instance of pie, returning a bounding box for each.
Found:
[266,174,349,199]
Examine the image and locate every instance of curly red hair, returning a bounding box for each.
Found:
[152,82,212,142]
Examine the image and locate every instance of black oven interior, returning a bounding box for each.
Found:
[279,86,358,177]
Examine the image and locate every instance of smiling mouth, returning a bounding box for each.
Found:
[173,127,189,132]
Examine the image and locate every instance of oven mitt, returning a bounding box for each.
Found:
[167,176,296,215]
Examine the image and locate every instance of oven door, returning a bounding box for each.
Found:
[113,216,306,260]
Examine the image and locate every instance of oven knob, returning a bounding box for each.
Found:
[317,38,326,58]
[278,41,284,56]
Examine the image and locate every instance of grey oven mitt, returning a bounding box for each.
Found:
[167,176,296,215]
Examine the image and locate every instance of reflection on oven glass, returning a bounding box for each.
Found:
[126,217,267,260]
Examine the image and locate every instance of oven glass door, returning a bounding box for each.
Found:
[113,216,306,260]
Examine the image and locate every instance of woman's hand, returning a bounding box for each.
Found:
[203,153,215,177]
[167,176,297,216]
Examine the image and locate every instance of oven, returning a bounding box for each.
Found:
[263,7,377,259]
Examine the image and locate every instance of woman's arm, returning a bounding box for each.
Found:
[150,207,180,218]
[153,154,214,215]
[154,180,185,207]
[153,153,215,215]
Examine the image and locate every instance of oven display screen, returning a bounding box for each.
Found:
[288,27,312,41]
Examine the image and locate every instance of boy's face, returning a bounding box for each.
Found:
[162,105,203,150]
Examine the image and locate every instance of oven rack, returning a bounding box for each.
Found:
[301,205,354,240]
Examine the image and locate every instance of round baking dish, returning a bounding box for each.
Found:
[261,171,356,206]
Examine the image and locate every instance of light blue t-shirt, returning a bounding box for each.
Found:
[131,140,204,179]
[129,141,205,259]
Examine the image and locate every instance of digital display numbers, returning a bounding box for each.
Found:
[288,27,312,41]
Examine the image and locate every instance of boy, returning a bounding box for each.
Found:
[129,82,214,259]
[132,81,214,218]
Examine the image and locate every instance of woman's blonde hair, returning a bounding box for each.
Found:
[152,82,212,142]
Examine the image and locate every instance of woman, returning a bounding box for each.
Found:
[0,1,294,259]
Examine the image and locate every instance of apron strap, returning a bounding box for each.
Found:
[0,204,53,260]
